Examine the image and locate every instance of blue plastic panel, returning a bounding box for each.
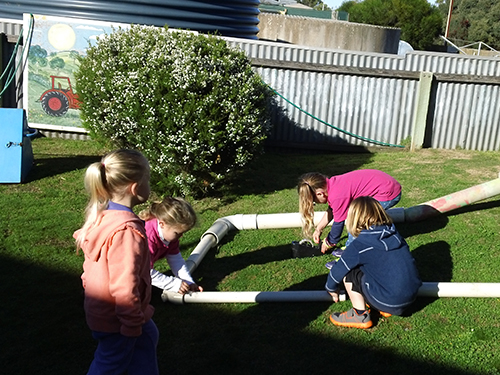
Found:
[0,108,34,183]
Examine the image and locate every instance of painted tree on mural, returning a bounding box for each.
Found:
[338,0,443,50]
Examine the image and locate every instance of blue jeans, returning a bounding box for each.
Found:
[87,319,159,375]
[344,193,402,247]
[377,192,402,210]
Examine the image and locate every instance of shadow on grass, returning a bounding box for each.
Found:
[396,215,449,239]
[0,252,484,375]
[154,288,479,375]
[0,254,91,375]
[411,241,453,282]
[403,241,453,317]
[26,155,101,182]
[193,239,292,291]
[220,151,376,201]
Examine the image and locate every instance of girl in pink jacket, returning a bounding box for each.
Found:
[298,170,402,254]
[74,149,158,375]
[139,197,203,300]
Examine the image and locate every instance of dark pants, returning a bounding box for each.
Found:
[345,268,406,316]
[87,319,159,375]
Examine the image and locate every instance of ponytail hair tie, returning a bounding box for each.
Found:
[100,162,107,185]
[303,180,315,196]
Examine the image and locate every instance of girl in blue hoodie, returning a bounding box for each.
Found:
[326,196,421,329]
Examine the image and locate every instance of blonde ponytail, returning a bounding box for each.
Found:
[76,149,149,250]
[298,172,327,238]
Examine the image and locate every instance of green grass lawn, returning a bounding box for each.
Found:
[1,138,500,375]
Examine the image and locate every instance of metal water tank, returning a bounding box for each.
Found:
[0,0,260,39]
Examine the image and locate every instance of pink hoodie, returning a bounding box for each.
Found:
[144,218,180,268]
[74,210,154,337]
[327,169,401,222]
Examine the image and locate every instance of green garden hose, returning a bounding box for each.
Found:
[268,84,404,148]
[0,14,34,99]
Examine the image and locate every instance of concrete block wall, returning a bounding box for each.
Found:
[257,13,401,54]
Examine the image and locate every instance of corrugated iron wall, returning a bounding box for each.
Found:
[2,17,500,150]
[249,66,414,149]
[225,37,500,151]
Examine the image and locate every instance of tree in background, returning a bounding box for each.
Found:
[437,0,500,49]
[339,0,443,50]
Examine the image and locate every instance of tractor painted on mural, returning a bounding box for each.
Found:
[39,75,82,117]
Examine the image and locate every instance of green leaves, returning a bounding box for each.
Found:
[447,0,500,49]
[75,26,275,197]
[339,0,444,50]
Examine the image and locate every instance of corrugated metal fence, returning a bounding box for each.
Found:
[2,18,500,151]
[225,37,500,151]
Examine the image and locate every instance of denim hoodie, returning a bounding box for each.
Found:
[325,223,421,315]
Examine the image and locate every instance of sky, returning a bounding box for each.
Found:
[322,0,438,10]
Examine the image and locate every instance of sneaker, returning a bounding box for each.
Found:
[329,308,373,329]
[331,248,344,257]
[366,304,392,318]
[366,303,391,318]
[325,248,344,269]
[325,260,337,269]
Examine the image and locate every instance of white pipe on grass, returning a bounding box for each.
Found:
[185,212,325,273]
[183,178,500,300]
[163,290,347,304]
[417,282,500,298]
[162,282,500,304]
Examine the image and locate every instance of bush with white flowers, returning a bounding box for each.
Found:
[75,25,274,196]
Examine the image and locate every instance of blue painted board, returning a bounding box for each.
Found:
[0,108,34,183]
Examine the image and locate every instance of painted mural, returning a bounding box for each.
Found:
[23,14,129,132]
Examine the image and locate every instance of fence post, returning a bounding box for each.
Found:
[410,71,433,151]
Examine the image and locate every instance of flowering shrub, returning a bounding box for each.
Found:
[75,25,274,196]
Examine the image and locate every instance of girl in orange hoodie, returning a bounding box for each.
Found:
[74,149,158,375]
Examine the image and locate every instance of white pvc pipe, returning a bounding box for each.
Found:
[185,234,218,273]
[218,211,326,231]
[183,177,500,300]
[185,212,326,273]
[185,215,500,299]
[162,282,500,304]
[163,290,347,304]
[417,282,500,298]
[185,218,234,273]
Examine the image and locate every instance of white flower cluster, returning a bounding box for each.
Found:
[75,24,274,196]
